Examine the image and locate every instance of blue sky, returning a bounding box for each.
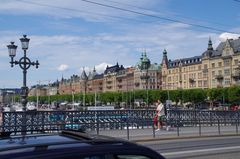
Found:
[0,0,240,88]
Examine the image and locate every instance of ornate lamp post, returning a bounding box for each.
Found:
[7,35,39,134]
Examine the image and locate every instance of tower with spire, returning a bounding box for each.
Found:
[137,50,151,70]
[161,49,168,69]
[208,37,213,50]
[202,37,215,59]
[79,67,88,94]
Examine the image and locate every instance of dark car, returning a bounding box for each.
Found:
[0,130,165,159]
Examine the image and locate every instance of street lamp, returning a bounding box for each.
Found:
[7,35,39,134]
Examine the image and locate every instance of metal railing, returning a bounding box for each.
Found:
[1,109,240,135]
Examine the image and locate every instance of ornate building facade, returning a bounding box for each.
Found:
[29,37,240,97]
[161,37,240,90]
[55,52,161,95]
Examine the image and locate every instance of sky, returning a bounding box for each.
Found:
[0,0,240,88]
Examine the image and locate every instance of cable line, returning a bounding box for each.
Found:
[16,0,152,23]
[104,0,235,28]
[81,0,240,34]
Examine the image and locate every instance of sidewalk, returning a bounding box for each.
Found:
[88,125,240,141]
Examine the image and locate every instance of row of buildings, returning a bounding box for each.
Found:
[29,37,240,97]
[0,88,21,105]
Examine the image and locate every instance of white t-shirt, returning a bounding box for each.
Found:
[157,103,165,116]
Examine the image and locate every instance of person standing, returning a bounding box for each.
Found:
[156,100,165,131]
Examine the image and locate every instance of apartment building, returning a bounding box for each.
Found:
[161,37,240,90]
[31,37,240,96]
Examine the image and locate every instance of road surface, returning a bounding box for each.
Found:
[140,136,240,159]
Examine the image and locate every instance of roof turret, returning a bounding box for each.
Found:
[80,68,88,80]
[161,49,168,67]
[208,37,213,50]
[138,50,151,70]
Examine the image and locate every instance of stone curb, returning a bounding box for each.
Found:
[132,134,240,143]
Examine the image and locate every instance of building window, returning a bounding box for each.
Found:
[224,69,230,76]
[234,59,238,66]
[225,78,230,85]
[203,80,208,87]
[168,77,171,82]
[224,59,230,66]
[212,63,215,68]
[218,70,222,75]
[204,64,208,69]
[212,79,216,86]
[198,72,202,79]
[225,49,230,56]
[218,62,222,67]
[212,71,215,76]
[184,74,186,80]
[203,73,207,78]
[198,65,201,70]
[198,81,202,87]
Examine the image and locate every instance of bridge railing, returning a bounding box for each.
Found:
[1,109,240,134]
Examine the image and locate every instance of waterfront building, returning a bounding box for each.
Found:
[59,75,80,95]
[30,37,240,97]
[161,37,240,90]
[28,86,48,96]
[103,63,125,92]
[0,88,21,104]
[32,52,161,96]
[134,51,161,90]
[87,67,104,93]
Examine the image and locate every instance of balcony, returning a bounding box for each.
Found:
[117,79,122,82]
[215,75,224,81]
[140,75,149,80]
[162,74,167,77]
[232,73,240,81]
[106,86,112,89]
[135,82,140,87]
[189,78,195,84]
[107,81,112,84]
[202,69,208,73]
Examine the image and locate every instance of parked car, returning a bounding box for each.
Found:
[0,130,165,159]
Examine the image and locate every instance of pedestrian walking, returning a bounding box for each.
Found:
[155,100,165,131]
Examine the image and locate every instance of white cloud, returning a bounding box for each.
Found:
[58,64,69,71]
[219,32,240,42]
[0,23,221,74]
[0,22,237,87]
[0,0,161,21]
[95,62,113,73]
[77,62,113,75]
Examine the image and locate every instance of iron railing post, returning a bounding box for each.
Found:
[127,119,129,140]
[236,119,238,134]
[199,119,201,136]
[218,119,221,135]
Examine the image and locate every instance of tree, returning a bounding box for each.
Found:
[228,86,240,104]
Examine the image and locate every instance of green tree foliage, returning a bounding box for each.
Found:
[28,86,240,107]
[207,87,229,103]
[228,86,240,104]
